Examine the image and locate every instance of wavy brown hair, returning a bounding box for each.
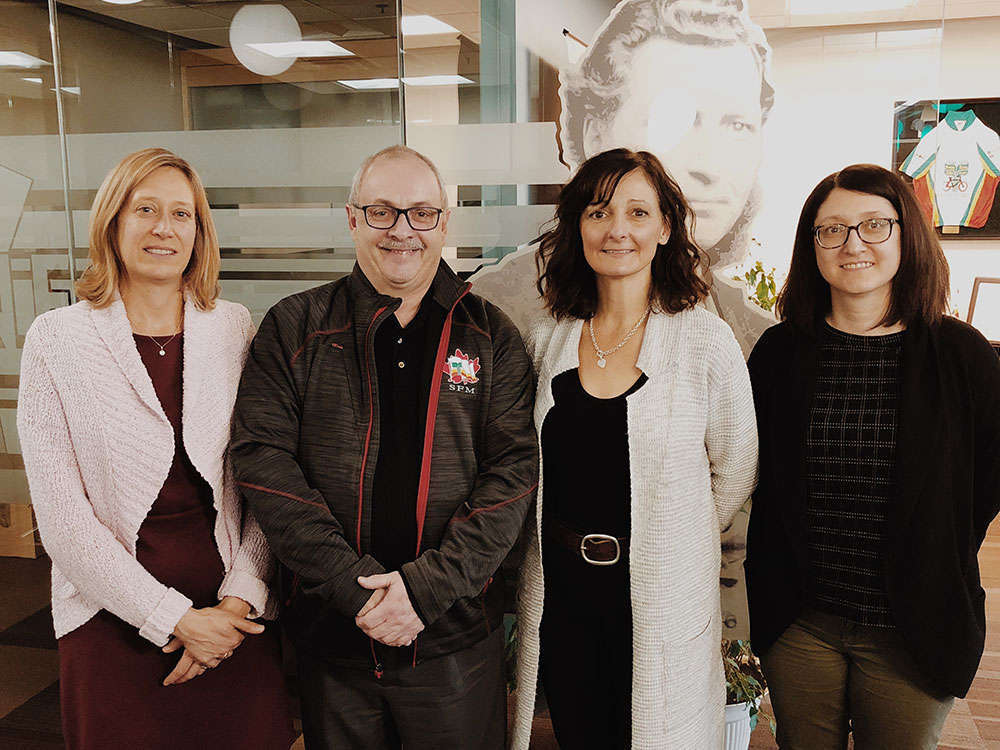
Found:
[76,147,220,310]
[775,163,949,330]
[536,148,710,320]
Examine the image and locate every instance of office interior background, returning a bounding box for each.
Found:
[2,0,1000,747]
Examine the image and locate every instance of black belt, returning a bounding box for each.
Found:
[545,518,627,566]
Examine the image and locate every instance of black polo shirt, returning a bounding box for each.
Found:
[370,294,445,577]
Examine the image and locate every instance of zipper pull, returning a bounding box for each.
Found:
[369,638,383,679]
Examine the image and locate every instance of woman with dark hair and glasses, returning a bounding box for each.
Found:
[510,148,757,749]
[746,164,1000,749]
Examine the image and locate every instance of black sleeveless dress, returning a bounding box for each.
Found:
[539,368,647,749]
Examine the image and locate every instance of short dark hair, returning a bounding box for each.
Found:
[775,163,950,330]
[536,148,710,320]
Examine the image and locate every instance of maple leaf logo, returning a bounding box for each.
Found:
[443,348,481,385]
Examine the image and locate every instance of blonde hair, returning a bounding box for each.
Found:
[76,147,220,310]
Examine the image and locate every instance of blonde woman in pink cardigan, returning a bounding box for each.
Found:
[16,148,292,749]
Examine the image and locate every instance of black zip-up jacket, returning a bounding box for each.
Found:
[230,261,538,663]
[745,317,1000,698]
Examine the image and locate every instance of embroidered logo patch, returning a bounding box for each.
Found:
[443,348,480,385]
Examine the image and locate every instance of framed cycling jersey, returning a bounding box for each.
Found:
[894,98,1000,238]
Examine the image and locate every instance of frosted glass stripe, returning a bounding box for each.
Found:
[0,123,569,191]
[13,204,556,251]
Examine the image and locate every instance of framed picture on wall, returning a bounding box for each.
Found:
[968,277,1000,351]
[892,98,1000,239]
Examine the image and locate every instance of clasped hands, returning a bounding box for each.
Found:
[356,571,424,648]
[162,596,263,686]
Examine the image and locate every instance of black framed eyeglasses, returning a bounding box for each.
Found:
[813,217,900,249]
[352,204,444,231]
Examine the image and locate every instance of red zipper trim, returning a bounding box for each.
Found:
[452,482,539,525]
[236,481,328,511]
[414,284,472,555]
[453,320,492,341]
[289,323,352,365]
[357,305,389,554]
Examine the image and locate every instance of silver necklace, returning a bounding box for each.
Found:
[588,308,650,368]
[145,332,180,357]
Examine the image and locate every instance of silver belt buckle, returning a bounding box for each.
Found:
[580,533,620,566]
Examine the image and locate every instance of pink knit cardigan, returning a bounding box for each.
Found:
[17,294,275,646]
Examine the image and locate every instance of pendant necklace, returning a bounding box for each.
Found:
[588,308,650,368]
[146,332,179,357]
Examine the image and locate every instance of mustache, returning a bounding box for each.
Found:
[379,240,424,251]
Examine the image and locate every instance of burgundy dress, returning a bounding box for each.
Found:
[57,333,294,750]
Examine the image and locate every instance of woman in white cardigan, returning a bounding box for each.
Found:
[511,148,758,749]
[17,148,292,749]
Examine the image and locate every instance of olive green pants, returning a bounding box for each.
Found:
[759,608,954,750]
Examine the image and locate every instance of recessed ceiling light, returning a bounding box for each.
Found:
[402,15,459,35]
[401,75,473,86]
[0,51,51,68]
[21,77,43,84]
[337,75,473,90]
[246,40,354,58]
[100,0,144,5]
[337,78,399,90]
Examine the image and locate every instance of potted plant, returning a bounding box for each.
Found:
[722,639,772,750]
[731,242,779,313]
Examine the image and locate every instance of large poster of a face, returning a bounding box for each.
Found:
[473,0,776,354]
[559,0,773,268]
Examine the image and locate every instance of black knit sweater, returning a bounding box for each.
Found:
[805,323,903,627]
[746,317,1000,698]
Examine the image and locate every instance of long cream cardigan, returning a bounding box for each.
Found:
[511,306,758,749]
[17,295,275,647]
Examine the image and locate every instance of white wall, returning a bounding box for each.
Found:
[753,14,1000,319]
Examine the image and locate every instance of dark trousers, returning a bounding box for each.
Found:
[296,628,506,750]
[760,608,954,750]
[539,538,632,750]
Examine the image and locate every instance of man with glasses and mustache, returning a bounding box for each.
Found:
[231,145,538,749]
